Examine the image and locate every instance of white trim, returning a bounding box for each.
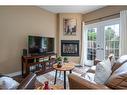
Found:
[5,71,21,77]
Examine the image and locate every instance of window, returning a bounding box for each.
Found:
[105,24,119,59]
[87,28,97,60]
[85,18,120,63]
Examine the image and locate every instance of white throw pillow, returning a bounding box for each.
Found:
[94,59,112,84]
[0,77,19,89]
[91,66,96,70]
[114,62,127,74]
[117,55,127,63]
[81,72,96,84]
[89,65,96,71]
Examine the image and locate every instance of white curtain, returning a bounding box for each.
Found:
[120,10,127,56]
[80,22,87,66]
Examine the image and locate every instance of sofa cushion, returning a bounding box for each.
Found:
[0,76,19,89]
[112,55,127,72]
[94,59,112,84]
[105,62,127,88]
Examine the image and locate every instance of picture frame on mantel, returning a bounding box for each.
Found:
[63,18,77,35]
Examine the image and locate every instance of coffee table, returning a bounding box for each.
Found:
[53,62,75,89]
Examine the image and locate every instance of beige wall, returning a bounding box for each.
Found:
[83,6,127,22]
[0,6,57,74]
[57,13,82,63]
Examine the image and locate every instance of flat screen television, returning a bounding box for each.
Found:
[28,35,54,55]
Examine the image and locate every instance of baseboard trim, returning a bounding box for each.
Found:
[5,71,21,77]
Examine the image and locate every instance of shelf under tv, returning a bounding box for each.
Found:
[21,53,57,77]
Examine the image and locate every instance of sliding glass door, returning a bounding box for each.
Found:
[104,23,120,59]
[87,28,97,61]
[85,23,102,66]
[85,18,119,66]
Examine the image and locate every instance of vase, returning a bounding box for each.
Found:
[57,62,62,68]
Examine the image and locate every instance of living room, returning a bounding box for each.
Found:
[1,4,127,91]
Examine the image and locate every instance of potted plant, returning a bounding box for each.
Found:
[56,56,62,68]
[63,57,68,63]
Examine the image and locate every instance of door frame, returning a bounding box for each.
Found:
[84,18,120,66]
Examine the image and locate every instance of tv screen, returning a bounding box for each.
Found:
[28,36,54,55]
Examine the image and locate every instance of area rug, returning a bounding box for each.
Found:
[36,66,90,89]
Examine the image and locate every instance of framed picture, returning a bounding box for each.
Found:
[63,18,76,35]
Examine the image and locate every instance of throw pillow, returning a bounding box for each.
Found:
[81,72,96,84]
[112,55,127,72]
[87,66,96,73]
[94,59,112,84]
[0,76,19,89]
[117,55,127,63]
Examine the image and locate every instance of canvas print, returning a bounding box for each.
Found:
[63,18,76,35]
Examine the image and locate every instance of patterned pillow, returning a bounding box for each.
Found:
[94,59,112,84]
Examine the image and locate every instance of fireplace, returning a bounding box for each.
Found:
[61,40,79,56]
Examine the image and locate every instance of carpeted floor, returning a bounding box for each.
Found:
[36,66,90,89]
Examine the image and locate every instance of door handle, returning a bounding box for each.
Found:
[96,48,104,50]
[96,48,100,50]
[100,48,104,50]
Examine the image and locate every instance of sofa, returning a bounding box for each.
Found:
[0,73,36,89]
[18,73,36,89]
[68,55,127,89]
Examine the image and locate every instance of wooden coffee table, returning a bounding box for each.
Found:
[53,62,75,89]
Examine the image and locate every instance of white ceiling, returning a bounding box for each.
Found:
[40,6,105,14]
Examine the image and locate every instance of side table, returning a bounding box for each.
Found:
[53,62,75,89]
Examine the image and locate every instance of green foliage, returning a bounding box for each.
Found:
[105,27,115,40]
[88,29,96,41]
[105,27,119,48]
[56,56,62,63]
[64,57,68,62]
[87,27,119,49]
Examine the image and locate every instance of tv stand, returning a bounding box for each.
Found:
[21,53,57,77]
